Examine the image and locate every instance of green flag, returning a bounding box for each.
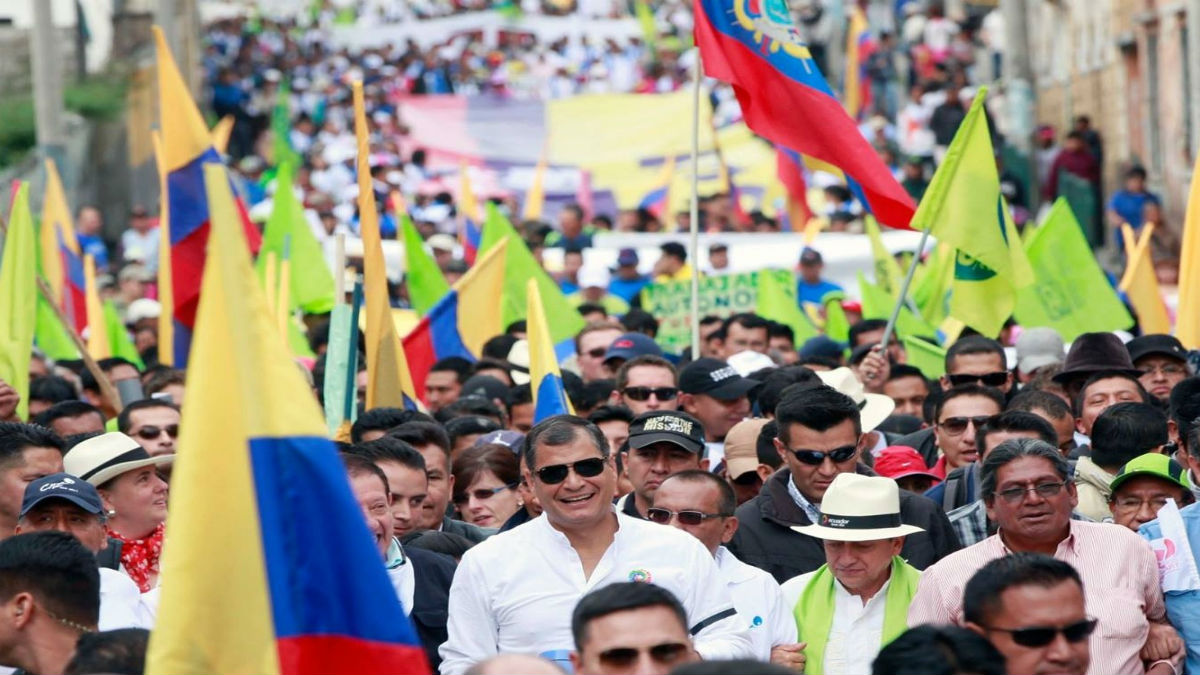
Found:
[821,290,851,344]
[755,269,818,345]
[256,162,336,314]
[634,0,658,50]
[1014,198,1133,340]
[34,297,79,361]
[0,185,38,420]
[903,335,947,379]
[271,81,300,169]
[102,300,144,369]
[911,242,954,326]
[857,272,938,340]
[865,215,905,295]
[401,214,450,315]
[480,203,584,349]
[914,88,1033,337]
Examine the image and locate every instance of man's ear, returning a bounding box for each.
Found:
[569,652,583,674]
[9,593,33,630]
[721,516,739,544]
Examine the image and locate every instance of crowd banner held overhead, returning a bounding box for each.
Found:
[692,0,916,229]
[755,268,818,345]
[152,130,175,366]
[1013,198,1132,341]
[353,81,422,411]
[257,162,336,315]
[40,158,86,334]
[1178,149,1200,347]
[145,164,429,675]
[401,212,451,316]
[910,87,1032,338]
[154,26,261,367]
[404,240,508,400]
[528,278,575,422]
[0,184,37,422]
[1119,224,1172,335]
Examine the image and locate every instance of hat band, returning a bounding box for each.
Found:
[818,511,902,529]
[80,447,153,483]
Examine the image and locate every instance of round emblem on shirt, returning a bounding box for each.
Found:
[627,568,652,583]
[751,616,763,628]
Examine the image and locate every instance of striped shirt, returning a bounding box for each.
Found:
[908,520,1165,675]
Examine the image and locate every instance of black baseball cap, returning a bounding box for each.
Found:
[679,358,760,399]
[799,247,823,265]
[20,473,104,518]
[1127,334,1189,365]
[628,411,706,454]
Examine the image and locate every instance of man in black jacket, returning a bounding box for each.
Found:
[727,385,959,584]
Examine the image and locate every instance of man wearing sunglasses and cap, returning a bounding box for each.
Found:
[779,473,924,675]
[439,415,752,674]
[615,411,708,520]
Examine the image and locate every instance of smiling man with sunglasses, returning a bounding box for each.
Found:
[439,415,753,674]
[116,399,180,458]
[910,438,1181,675]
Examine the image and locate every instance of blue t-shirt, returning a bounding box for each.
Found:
[77,234,109,269]
[608,276,650,303]
[797,279,843,307]
[1108,189,1160,230]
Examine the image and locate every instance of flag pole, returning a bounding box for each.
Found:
[689,50,702,357]
[879,228,932,350]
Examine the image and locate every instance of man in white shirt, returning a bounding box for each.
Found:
[439,415,753,674]
[649,471,802,669]
[780,473,925,675]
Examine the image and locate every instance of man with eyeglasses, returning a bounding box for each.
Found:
[616,411,708,519]
[611,356,680,417]
[439,415,752,674]
[1108,453,1193,531]
[116,399,180,458]
[570,582,700,675]
[929,386,1004,479]
[1128,335,1193,402]
[727,385,958,584]
[1074,402,1171,521]
[962,554,1092,675]
[909,438,1181,675]
[650,471,801,668]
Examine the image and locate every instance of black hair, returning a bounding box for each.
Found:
[505,383,533,412]
[963,553,1083,626]
[306,319,331,355]
[480,335,518,362]
[505,320,527,336]
[389,421,452,455]
[932,384,1005,422]
[871,624,1006,675]
[673,662,794,675]
[660,241,687,262]
[445,416,502,447]
[64,628,150,675]
[339,452,391,494]
[350,408,436,443]
[1007,389,1072,420]
[28,376,77,406]
[716,313,770,341]
[116,398,179,434]
[577,380,616,413]
[775,385,862,439]
[430,357,473,383]
[944,336,1006,372]
[1090,402,1169,470]
[798,356,841,370]
[980,438,1070,500]
[848,319,887,348]
[577,303,607,318]
[660,469,736,516]
[65,432,104,449]
[1169,378,1200,456]
[79,357,138,393]
[1073,370,1149,417]
[1126,166,1148,180]
[0,531,100,630]
[346,436,427,472]
[757,366,819,419]
[887,364,929,384]
[587,405,635,425]
[571,582,688,650]
[975,411,1057,456]
[756,420,783,470]
[699,315,723,328]
[522,415,608,470]
[435,397,505,425]
[767,321,794,344]
[621,309,659,337]
[0,422,65,466]
[32,401,104,430]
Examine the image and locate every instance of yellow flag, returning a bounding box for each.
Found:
[523,150,549,222]
[1119,224,1171,334]
[40,158,79,307]
[1178,150,1200,346]
[83,254,110,359]
[152,130,175,366]
[211,115,235,155]
[459,161,482,222]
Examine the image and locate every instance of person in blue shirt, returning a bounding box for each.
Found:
[1107,166,1161,245]
[75,206,110,271]
[795,247,842,308]
[608,248,650,303]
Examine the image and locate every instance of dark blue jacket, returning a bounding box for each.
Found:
[408,547,456,669]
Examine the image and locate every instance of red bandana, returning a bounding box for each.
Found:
[108,523,164,593]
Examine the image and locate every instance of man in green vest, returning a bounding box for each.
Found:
[780,473,924,675]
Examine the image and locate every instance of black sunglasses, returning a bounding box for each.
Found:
[939,415,996,435]
[598,643,691,669]
[790,445,857,466]
[646,508,731,525]
[986,618,1097,648]
[947,372,1009,387]
[622,386,679,402]
[135,424,179,440]
[585,347,608,359]
[453,482,518,506]
[534,457,606,485]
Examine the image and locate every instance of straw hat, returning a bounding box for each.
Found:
[791,473,924,542]
[63,433,173,487]
[816,368,895,432]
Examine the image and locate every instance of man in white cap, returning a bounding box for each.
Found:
[781,473,925,675]
[567,267,629,317]
[1014,327,1065,384]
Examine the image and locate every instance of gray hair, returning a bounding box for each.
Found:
[522,415,609,469]
[980,438,1070,500]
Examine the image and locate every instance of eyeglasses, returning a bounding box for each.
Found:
[534,457,607,485]
[992,480,1068,504]
[453,482,518,506]
[789,445,858,466]
[646,508,732,525]
[984,618,1097,648]
[134,425,179,440]
[1140,363,1188,377]
[622,386,679,402]
[585,347,608,359]
[938,415,996,435]
[1112,495,1172,512]
[947,372,1009,387]
[597,643,691,669]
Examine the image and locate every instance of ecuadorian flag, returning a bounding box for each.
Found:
[637,155,675,219]
[40,158,86,334]
[145,164,429,675]
[527,278,573,422]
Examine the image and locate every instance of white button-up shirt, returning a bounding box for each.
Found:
[385,538,415,616]
[782,570,890,675]
[439,511,754,674]
[715,546,796,660]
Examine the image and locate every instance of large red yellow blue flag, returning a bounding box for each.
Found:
[155,26,260,367]
[40,158,86,334]
[693,0,915,229]
[843,4,873,119]
[145,164,429,675]
[528,278,574,422]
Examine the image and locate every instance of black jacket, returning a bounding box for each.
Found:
[408,547,456,670]
[726,467,961,584]
[441,517,496,544]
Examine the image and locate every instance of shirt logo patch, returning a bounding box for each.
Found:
[628,568,652,583]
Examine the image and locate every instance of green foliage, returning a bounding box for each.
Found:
[0,76,128,169]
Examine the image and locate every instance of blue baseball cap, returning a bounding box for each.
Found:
[800,335,847,360]
[20,473,104,518]
[603,332,663,365]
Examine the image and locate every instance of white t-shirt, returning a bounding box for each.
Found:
[99,567,154,630]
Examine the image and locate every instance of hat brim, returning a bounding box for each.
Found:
[697,378,760,400]
[20,492,103,518]
[629,432,704,454]
[86,456,174,488]
[1130,349,1189,364]
[884,469,941,482]
[791,522,924,542]
[860,393,895,433]
[1018,355,1063,374]
[725,457,759,480]
[1052,366,1142,384]
[1109,470,1190,495]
